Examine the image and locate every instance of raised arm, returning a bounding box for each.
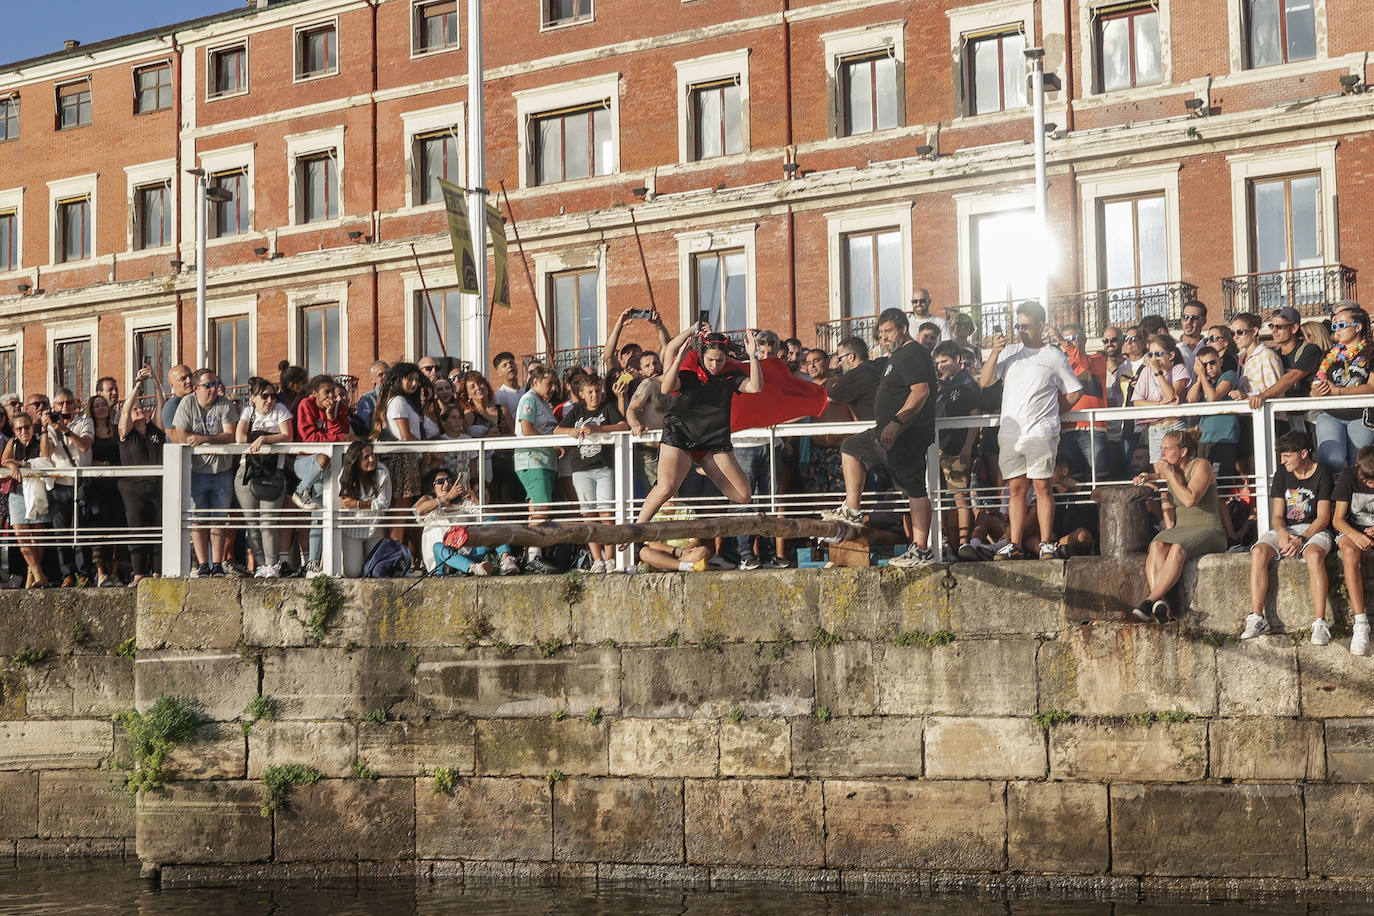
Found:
[658,324,701,397]
[978,333,1005,390]
[738,329,764,395]
[603,308,631,374]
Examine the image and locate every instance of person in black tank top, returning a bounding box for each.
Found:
[635,324,763,524]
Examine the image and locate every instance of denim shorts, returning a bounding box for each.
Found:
[190,470,235,521]
[572,466,614,513]
[8,491,48,526]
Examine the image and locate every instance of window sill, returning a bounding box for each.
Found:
[205,89,249,102]
[1216,55,1344,88]
[278,218,347,237]
[129,244,176,257]
[293,68,340,84]
[394,201,446,217]
[46,258,98,272]
[55,123,91,132]
[679,151,751,168]
[206,233,254,248]
[410,44,460,60]
[1074,82,1184,110]
[540,15,595,32]
[526,171,619,192]
[951,106,1033,128]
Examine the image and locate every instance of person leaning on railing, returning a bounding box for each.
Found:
[296,375,357,578]
[514,365,561,574]
[171,369,239,578]
[234,378,294,579]
[1309,303,1374,470]
[1130,333,1190,463]
[85,392,126,587]
[117,365,165,586]
[2,413,50,588]
[1185,346,1241,482]
[337,441,392,577]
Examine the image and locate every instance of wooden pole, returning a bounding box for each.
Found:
[450,515,858,548]
[628,208,657,314]
[499,180,555,358]
[410,243,448,358]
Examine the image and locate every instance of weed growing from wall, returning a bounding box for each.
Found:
[260,764,322,816]
[116,695,203,793]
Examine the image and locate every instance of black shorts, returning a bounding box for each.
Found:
[660,414,733,456]
[840,426,933,499]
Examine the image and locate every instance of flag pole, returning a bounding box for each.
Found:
[499,180,556,358]
[410,243,447,358]
[466,0,489,371]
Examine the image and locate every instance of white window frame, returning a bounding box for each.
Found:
[1227,141,1338,276]
[1225,0,1328,77]
[125,159,177,255]
[47,173,98,268]
[541,0,595,30]
[514,73,621,189]
[947,0,1037,123]
[123,307,177,389]
[403,269,467,361]
[0,186,23,276]
[1077,0,1173,100]
[133,59,174,115]
[824,204,913,321]
[197,143,256,246]
[45,317,99,400]
[206,40,249,101]
[954,186,1036,306]
[1077,162,1182,293]
[821,20,906,139]
[675,223,757,332]
[400,103,466,210]
[411,0,460,58]
[287,282,350,376]
[54,78,92,131]
[205,295,258,383]
[0,330,25,396]
[532,245,608,353]
[284,126,346,229]
[674,49,751,165]
[293,18,340,83]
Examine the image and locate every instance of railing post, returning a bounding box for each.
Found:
[319,443,344,577]
[161,443,189,577]
[476,439,487,516]
[926,435,942,554]
[612,431,632,570]
[1253,402,1275,539]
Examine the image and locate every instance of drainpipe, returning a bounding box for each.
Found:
[172,33,185,362]
[368,0,380,361]
[782,0,796,338]
[1062,0,1081,293]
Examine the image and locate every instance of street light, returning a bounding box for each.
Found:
[186,168,233,371]
[1025,47,1050,316]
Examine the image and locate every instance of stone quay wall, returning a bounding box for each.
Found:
[7,556,1374,899]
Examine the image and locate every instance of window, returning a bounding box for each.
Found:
[298,152,338,223]
[56,81,91,130]
[842,228,902,317]
[133,328,172,396]
[208,44,246,97]
[134,63,172,114]
[55,338,91,401]
[840,52,898,135]
[966,30,1026,115]
[1099,193,1168,290]
[299,303,340,376]
[693,250,747,331]
[416,130,460,204]
[296,24,338,79]
[418,289,463,359]
[0,348,14,397]
[1250,173,1322,273]
[211,169,249,238]
[689,78,742,160]
[544,0,592,26]
[972,210,1039,304]
[211,316,251,389]
[0,210,14,271]
[414,0,458,53]
[56,196,91,262]
[134,182,172,250]
[1096,5,1161,92]
[0,96,16,142]
[551,268,599,351]
[1246,0,1316,68]
[534,104,612,185]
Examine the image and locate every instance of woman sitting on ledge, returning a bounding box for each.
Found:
[1130,427,1226,623]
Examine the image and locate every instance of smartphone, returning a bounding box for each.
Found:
[628,308,654,320]
[697,309,711,328]
[617,371,635,388]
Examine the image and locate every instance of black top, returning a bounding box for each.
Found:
[118,425,165,466]
[935,370,981,454]
[91,429,121,466]
[1271,463,1333,527]
[561,401,625,472]
[661,367,748,453]
[1334,467,1374,528]
[1277,341,1323,399]
[826,360,882,421]
[874,340,937,431]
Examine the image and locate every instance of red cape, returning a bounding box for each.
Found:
[679,351,829,431]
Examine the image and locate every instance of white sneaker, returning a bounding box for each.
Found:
[889,546,937,568]
[1352,620,1371,656]
[1311,619,1332,646]
[589,559,606,574]
[499,554,520,576]
[253,563,281,579]
[820,504,863,525]
[1240,613,1270,640]
[1038,542,1059,559]
[304,562,324,579]
[470,560,492,577]
[291,491,322,511]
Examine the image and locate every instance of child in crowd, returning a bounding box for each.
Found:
[1332,445,1374,655]
[556,374,628,573]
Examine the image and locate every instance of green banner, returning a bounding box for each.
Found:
[486,203,510,309]
[439,179,478,295]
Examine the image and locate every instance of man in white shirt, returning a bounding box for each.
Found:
[492,351,525,418]
[910,288,952,342]
[979,301,1084,559]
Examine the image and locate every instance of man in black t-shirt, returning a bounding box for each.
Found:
[1242,430,1335,643]
[825,336,882,421]
[822,308,938,567]
[1249,306,1323,408]
[1333,445,1374,655]
[932,341,981,556]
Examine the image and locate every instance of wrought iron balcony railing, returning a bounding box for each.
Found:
[521,344,604,375]
[950,282,1200,344]
[813,314,879,353]
[1221,264,1357,319]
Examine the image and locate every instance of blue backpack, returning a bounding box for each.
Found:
[362,537,412,578]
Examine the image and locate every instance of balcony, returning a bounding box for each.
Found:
[1221,265,1357,319]
[950,282,1200,344]
[813,314,879,353]
[520,343,603,375]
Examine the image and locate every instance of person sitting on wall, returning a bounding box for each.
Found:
[1242,430,1335,645]
[638,500,713,572]
[1333,445,1374,656]
[414,466,519,576]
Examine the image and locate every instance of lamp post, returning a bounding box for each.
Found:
[1025,46,1050,316]
[465,0,489,372]
[186,168,233,371]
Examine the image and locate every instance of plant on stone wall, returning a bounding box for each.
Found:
[558,571,586,606]
[351,760,380,780]
[432,766,459,794]
[67,621,90,647]
[699,631,724,653]
[584,706,602,725]
[551,710,567,721]
[534,635,563,658]
[657,631,679,648]
[546,769,567,783]
[304,575,341,645]
[810,627,840,649]
[1033,709,1074,730]
[244,695,277,722]
[117,695,203,794]
[889,630,956,648]
[10,645,51,668]
[260,764,323,816]
[362,708,390,724]
[113,637,137,660]
[814,706,831,722]
[728,707,744,724]
[1158,710,1195,723]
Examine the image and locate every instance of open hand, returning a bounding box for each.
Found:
[743,329,759,359]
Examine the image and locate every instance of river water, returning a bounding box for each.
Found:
[0,860,1365,914]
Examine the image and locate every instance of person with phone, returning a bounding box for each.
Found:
[603,307,671,379]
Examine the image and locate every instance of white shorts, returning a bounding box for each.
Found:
[997,431,1058,481]
[571,466,614,514]
[1254,522,1333,557]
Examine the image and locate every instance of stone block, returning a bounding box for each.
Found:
[824,779,1006,870]
[0,772,37,838]
[475,718,607,776]
[1185,553,1319,636]
[246,720,355,778]
[790,716,921,777]
[1306,785,1374,876]
[684,779,823,867]
[598,863,710,886]
[476,576,574,646]
[1038,625,1218,716]
[415,647,620,718]
[275,778,415,862]
[926,717,1046,779]
[0,720,112,769]
[137,781,273,864]
[1110,784,1304,877]
[874,638,1038,716]
[260,648,412,720]
[1215,638,1300,717]
[165,722,247,780]
[553,777,683,864]
[1049,721,1206,781]
[23,656,133,718]
[0,588,134,657]
[458,860,595,885]
[416,777,550,861]
[0,668,23,719]
[1323,719,1374,782]
[878,561,1066,636]
[1297,643,1374,718]
[1065,555,1149,624]
[1008,781,1109,874]
[609,719,718,777]
[817,567,882,639]
[357,720,475,777]
[1210,718,1324,781]
[686,570,820,643]
[137,578,241,650]
[17,837,125,858]
[719,718,790,776]
[621,645,813,718]
[243,578,484,648]
[573,573,686,646]
[814,643,873,716]
[134,650,258,722]
[38,771,134,838]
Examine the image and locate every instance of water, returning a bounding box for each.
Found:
[0,860,1367,914]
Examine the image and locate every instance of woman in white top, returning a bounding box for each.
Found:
[233,378,294,577]
[372,362,435,543]
[337,440,392,577]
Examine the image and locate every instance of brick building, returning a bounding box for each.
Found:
[0,0,1370,399]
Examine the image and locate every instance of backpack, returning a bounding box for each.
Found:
[362,537,412,578]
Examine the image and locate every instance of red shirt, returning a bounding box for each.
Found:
[296,397,350,442]
[1064,346,1108,429]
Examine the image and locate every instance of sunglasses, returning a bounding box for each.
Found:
[911,298,930,305]
[1332,321,1361,332]
[11,424,31,432]
[1102,337,1121,344]
[196,382,219,389]
[1182,314,1204,322]
[1233,327,1255,335]
[420,365,439,373]
[1203,335,1223,343]
[1148,351,1170,358]
[1270,322,1294,331]
[432,476,453,486]
[1063,334,1079,342]
[1199,360,1220,367]
[257,392,277,400]
[1123,335,1138,342]
[1013,323,1033,331]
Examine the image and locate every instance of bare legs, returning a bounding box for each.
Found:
[1252,541,1329,621]
[1144,540,1187,602]
[1341,538,1367,618]
[636,445,751,525]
